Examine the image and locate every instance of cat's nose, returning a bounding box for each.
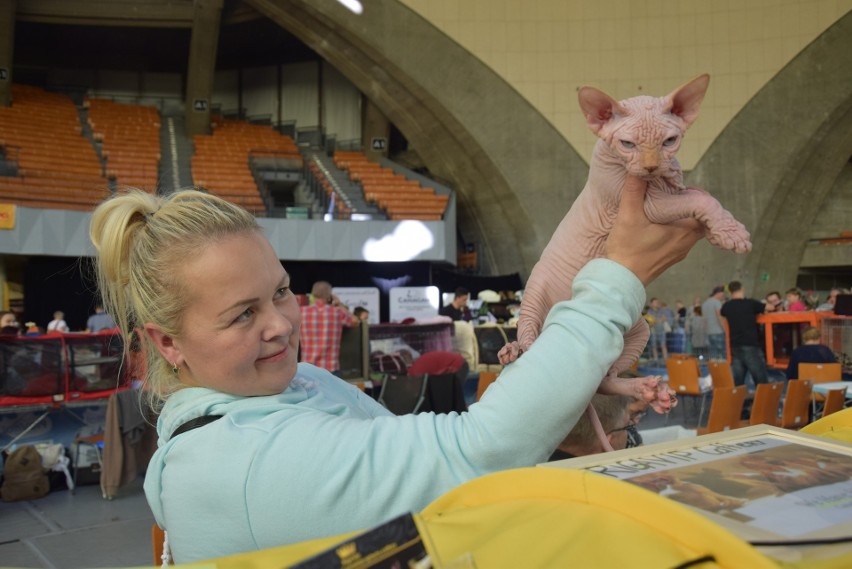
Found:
[645,165,658,173]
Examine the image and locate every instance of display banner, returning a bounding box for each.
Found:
[389,286,439,322]
[333,287,380,324]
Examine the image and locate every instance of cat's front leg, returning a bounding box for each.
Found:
[644,185,752,253]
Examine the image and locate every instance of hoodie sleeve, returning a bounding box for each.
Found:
[244,258,645,547]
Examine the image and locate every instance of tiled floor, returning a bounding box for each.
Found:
[0,479,154,568]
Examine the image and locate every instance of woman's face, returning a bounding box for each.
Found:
[0,313,16,327]
[155,231,301,397]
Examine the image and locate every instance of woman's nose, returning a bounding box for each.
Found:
[264,306,294,340]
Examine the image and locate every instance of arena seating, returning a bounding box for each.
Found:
[86,98,161,191]
[333,150,448,220]
[192,118,303,215]
[0,84,109,210]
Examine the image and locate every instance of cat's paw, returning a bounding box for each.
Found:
[598,374,676,414]
[705,214,752,254]
[497,342,522,365]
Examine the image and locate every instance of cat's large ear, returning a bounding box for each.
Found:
[578,87,627,134]
[664,74,710,127]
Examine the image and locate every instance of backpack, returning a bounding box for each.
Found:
[1,445,50,502]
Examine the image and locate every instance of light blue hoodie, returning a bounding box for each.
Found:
[144,259,644,562]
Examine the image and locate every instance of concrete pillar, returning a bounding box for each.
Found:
[362,97,390,160]
[185,0,223,136]
[0,0,15,107]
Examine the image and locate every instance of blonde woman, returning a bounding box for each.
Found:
[89,181,700,563]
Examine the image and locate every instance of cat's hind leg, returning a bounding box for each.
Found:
[597,319,677,413]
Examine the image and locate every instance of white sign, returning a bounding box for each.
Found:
[333,286,380,324]
[370,137,387,151]
[389,286,439,322]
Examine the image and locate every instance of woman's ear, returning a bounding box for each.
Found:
[144,323,182,366]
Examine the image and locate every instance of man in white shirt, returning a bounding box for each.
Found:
[47,310,69,333]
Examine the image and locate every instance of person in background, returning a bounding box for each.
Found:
[785,288,807,312]
[815,288,842,312]
[689,296,703,316]
[702,286,727,361]
[86,304,117,333]
[548,394,635,460]
[764,291,784,312]
[87,182,700,562]
[686,304,709,360]
[300,281,358,374]
[0,311,19,335]
[646,298,670,363]
[674,300,687,329]
[47,310,69,333]
[720,281,775,387]
[785,327,837,380]
[352,306,370,322]
[439,287,471,321]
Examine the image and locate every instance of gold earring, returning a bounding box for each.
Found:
[171,362,179,375]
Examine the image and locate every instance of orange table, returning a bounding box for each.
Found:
[756,311,831,369]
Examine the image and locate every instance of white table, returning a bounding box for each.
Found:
[812,381,852,398]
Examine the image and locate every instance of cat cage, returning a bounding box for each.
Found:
[820,316,852,372]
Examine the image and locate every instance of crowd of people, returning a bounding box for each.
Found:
[0,305,118,336]
[642,283,847,387]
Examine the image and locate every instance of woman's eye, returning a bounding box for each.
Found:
[235,308,253,323]
[620,140,635,149]
[274,287,290,300]
[663,136,678,147]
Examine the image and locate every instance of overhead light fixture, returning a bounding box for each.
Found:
[336,0,363,15]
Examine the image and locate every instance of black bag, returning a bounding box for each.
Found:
[1,445,50,502]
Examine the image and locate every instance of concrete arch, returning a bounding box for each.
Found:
[677,11,852,299]
[246,0,850,300]
[247,0,589,278]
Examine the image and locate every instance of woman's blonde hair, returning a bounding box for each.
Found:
[90,188,260,405]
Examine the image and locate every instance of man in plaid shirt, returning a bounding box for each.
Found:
[299,281,358,373]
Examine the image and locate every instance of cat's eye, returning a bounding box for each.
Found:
[620,140,635,149]
[663,136,679,146]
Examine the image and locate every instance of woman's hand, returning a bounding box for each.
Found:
[606,175,704,286]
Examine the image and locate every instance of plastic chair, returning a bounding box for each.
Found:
[745,382,783,427]
[798,362,842,409]
[376,374,428,415]
[665,356,710,427]
[707,360,735,389]
[798,362,842,383]
[821,387,848,418]
[780,379,814,429]
[697,386,747,435]
[476,371,499,402]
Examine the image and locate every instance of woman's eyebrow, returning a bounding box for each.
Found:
[217,273,290,318]
[218,296,259,318]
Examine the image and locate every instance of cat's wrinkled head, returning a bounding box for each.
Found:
[578,75,709,178]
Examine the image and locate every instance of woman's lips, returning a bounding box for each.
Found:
[258,346,287,363]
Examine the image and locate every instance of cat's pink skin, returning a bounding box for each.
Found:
[498,75,750,417]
